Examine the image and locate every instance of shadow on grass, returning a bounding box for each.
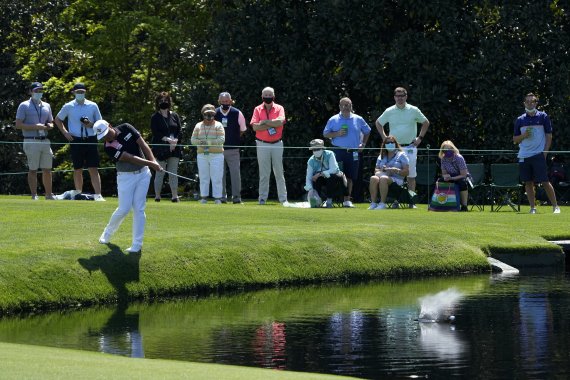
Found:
[78,243,141,302]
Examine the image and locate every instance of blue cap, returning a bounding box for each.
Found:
[30,82,43,91]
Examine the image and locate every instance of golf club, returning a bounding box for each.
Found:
[163,170,198,183]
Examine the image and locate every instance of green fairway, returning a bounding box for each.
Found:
[0,196,567,313]
[0,341,357,379]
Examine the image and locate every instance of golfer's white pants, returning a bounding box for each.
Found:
[197,153,224,198]
[103,167,151,250]
[256,140,287,202]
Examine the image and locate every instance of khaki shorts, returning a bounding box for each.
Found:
[23,139,53,170]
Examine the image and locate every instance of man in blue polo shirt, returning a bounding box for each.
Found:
[513,92,560,214]
[54,83,105,201]
[215,92,247,204]
[323,97,371,208]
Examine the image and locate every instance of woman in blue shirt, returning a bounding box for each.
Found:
[368,136,409,210]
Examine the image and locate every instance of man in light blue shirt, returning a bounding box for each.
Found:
[323,97,370,207]
[376,87,429,207]
[54,83,105,201]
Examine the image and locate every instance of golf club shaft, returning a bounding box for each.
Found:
[163,170,197,182]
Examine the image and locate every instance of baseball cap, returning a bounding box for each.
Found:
[219,91,231,98]
[94,120,110,140]
[30,82,44,91]
[71,83,87,92]
[309,139,325,150]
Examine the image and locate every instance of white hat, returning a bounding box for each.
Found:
[309,139,325,150]
[94,120,110,140]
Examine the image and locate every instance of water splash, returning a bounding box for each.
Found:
[418,288,463,322]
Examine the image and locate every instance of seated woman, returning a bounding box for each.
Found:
[369,136,409,210]
[304,139,347,208]
[439,140,469,211]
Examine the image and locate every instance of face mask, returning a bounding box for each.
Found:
[159,102,170,110]
[444,149,454,158]
[204,114,215,121]
[263,97,274,104]
[385,143,396,152]
[32,93,43,101]
[75,93,85,102]
[525,107,537,113]
[221,104,230,111]
[313,150,323,158]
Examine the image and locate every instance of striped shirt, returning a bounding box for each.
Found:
[191,121,225,154]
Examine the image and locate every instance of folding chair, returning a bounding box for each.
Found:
[385,181,417,208]
[414,162,438,204]
[466,163,487,211]
[489,163,522,212]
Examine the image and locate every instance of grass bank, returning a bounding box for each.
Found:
[0,196,567,313]
[0,342,357,379]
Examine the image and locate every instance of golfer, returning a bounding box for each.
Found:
[94,120,163,253]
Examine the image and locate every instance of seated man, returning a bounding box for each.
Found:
[304,139,347,208]
[369,135,409,210]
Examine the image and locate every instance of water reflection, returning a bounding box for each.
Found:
[91,304,144,358]
[1,273,570,379]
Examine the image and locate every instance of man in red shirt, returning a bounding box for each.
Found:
[250,87,287,204]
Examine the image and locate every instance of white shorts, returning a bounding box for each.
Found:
[403,145,417,178]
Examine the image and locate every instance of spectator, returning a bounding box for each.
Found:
[438,140,469,212]
[150,91,182,202]
[54,83,105,201]
[368,135,409,210]
[215,92,246,204]
[323,97,371,208]
[376,87,429,208]
[15,82,56,200]
[304,139,347,208]
[95,120,162,253]
[191,104,225,204]
[250,87,287,205]
[513,92,560,214]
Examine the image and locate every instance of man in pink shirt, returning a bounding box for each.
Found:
[250,87,287,204]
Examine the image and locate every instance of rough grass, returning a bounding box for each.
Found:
[0,196,567,314]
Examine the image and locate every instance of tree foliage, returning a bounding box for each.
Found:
[1,0,570,199]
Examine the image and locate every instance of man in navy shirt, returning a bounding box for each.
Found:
[95,120,163,253]
[513,92,560,214]
[215,92,247,204]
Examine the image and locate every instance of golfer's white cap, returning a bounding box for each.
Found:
[94,120,110,140]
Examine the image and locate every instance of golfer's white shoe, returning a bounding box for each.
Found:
[94,194,106,202]
[99,232,110,244]
[125,246,141,253]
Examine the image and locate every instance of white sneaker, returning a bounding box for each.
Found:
[529,208,537,214]
[125,246,141,253]
[553,206,561,214]
[31,195,39,201]
[343,200,355,208]
[368,202,378,210]
[199,199,207,204]
[375,202,387,210]
[214,199,222,205]
[94,194,106,202]
[99,232,110,244]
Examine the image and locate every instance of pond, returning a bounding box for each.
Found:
[1,271,569,379]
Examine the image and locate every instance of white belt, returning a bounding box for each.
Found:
[118,168,147,175]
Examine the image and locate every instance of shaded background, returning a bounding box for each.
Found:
[1,0,569,199]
